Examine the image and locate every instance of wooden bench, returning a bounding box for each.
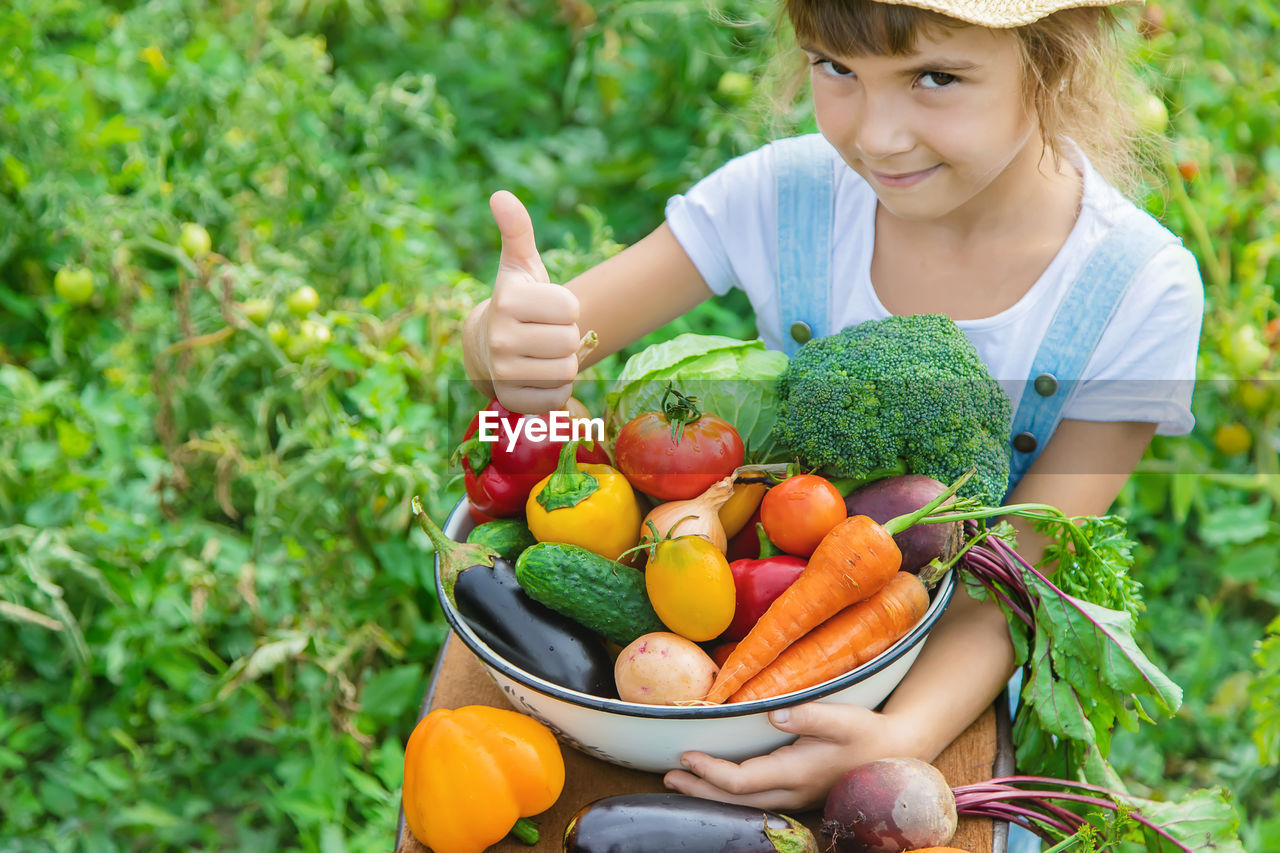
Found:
[395,634,1012,853]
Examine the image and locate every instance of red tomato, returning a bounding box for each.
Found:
[614,387,744,501]
[760,474,846,557]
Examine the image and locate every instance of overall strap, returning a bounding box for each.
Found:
[775,133,835,355]
[1005,212,1179,497]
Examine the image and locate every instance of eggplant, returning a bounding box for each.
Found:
[455,557,618,698]
[413,500,617,699]
[563,793,818,853]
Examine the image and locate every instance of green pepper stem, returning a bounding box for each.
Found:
[732,463,791,486]
[535,440,600,512]
[510,817,539,845]
[449,433,489,476]
[755,522,781,559]
[410,496,497,608]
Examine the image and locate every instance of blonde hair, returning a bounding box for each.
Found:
[767,0,1159,199]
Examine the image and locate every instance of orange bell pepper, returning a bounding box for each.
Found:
[402,705,565,853]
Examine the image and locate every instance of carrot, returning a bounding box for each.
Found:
[703,470,970,705]
[728,571,930,703]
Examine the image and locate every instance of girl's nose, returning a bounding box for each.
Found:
[853,98,914,160]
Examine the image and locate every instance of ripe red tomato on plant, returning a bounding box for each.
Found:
[614,384,744,501]
[760,473,846,557]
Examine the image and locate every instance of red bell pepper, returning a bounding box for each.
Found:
[454,399,610,518]
[721,523,807,642]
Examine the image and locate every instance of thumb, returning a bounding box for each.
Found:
[490,190,550,283]
[769,702,874,739]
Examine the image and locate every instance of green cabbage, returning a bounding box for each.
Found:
[603,334,789,463]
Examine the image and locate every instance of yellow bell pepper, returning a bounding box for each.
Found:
[718,480,767,539]
[526,440,642,561]
[402,705,565,853]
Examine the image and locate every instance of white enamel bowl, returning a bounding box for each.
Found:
[435,499,955,774]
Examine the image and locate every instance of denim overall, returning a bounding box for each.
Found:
[773,133,1176,852]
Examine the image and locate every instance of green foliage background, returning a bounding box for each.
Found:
[0,0,1276,849]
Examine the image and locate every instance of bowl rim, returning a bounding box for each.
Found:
[436,498,956,719]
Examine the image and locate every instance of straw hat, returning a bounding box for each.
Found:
[872,0,1143,27]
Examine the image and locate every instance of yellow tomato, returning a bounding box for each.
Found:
[645,536,736,642]
[1238,380,1270,414]
[1214,422,1252,456]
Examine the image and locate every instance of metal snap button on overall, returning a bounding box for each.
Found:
[1012,432,1038,453]
[1033,373,1058,397]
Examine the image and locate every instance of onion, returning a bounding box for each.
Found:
[640,476,736,553]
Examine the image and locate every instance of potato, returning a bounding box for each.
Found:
[614,632,719,705]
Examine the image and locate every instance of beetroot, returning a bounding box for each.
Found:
[822,760,1218,852]
[843,476,962,573]
[820,758,958,853]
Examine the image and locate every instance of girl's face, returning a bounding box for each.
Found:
[806,24,1043,223]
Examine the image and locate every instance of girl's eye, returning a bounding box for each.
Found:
[917,71,958,88]
[810,57,855,78]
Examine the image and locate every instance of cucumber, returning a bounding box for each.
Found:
[515,542,665,647]
[465,518,537,561]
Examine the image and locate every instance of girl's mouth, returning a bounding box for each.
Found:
[869,164,941,188]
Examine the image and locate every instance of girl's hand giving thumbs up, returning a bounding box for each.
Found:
[466,190,583,414]
[461,190,713,414]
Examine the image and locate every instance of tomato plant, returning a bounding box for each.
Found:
[760,474,847,558]
[614,383,744,500]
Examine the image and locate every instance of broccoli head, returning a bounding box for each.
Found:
[773,314,1014,505]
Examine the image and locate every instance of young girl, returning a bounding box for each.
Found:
[462,0,1202,822]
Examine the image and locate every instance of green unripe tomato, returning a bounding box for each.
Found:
[180,222,212,258]
[286,284,320,317]
[240,297,272,325]
[267,320,290,347]
[1135,94,1169,135]
[54,266,95,305]
[1230,325,1270,376]
[286,319,331,359]
[716,71,754,100]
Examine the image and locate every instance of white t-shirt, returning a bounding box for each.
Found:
[665,137,1203,436]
